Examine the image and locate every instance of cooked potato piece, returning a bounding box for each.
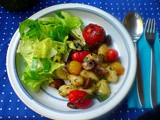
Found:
[80,70,99,83]
[107,66,119,83]
[98,44,109,56]
[68,74,84,87]
[55,66,68,80]
[58,85,76,97]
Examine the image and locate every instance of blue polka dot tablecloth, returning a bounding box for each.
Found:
[1,0,160,119]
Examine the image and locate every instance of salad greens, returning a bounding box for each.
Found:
[17,11,83,92]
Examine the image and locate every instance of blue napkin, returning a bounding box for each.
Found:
[127,31,160,108]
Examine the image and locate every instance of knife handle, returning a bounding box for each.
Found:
[150,48,157,108]
[135,43,145,107]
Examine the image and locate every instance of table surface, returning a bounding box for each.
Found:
[1,0,160,119]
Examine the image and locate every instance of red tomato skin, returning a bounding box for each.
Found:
[106,49,119,61]
[71,51,91,62]
[83,24,105,46]
[68,90,92,109]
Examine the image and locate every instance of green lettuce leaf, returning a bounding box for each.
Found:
[55,11,83,29]
[33,38,57,59]
[21,65,53,92]
[19,19,40,41]
[21,59,64,92]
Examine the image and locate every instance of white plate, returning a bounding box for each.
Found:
[6,3,136,120]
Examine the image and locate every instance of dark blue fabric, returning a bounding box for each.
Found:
[0,0,160,119]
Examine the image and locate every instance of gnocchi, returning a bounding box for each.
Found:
[68,74,84,87]
[106,66,119,83]
[80,70,99,83]
[58,85,76,97]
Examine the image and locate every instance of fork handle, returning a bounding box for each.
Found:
[151,49,157,108]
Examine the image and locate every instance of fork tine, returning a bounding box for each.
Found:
[145,19,148,32]
[145,19,156,34]
[145,19,151,33]
[150,19,155,33]
[152,19,156,33]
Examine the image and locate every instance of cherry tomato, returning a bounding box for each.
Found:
[67,61,82,75]
[68,90,92,109]
[83,24,105,46]
[71,51,91,62]
[106,49,119,61]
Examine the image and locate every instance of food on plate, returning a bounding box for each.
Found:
[17,11,124,109]
[68,90,92,109]
[82,24,105,46]
[106,48,119,61]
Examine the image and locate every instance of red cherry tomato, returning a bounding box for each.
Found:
[106,49,119,61]
[71,51,91,62]
[83,24,105,46]
[68,90,92,109]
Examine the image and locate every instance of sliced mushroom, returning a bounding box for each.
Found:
[67,102,78,109]
[83,78,92,89]
[82,59,96,70]
[103,35,112,46]
[94,65,108,78]
[84,53,104,64]
[49,79,65,89]
[95,54,105,63]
